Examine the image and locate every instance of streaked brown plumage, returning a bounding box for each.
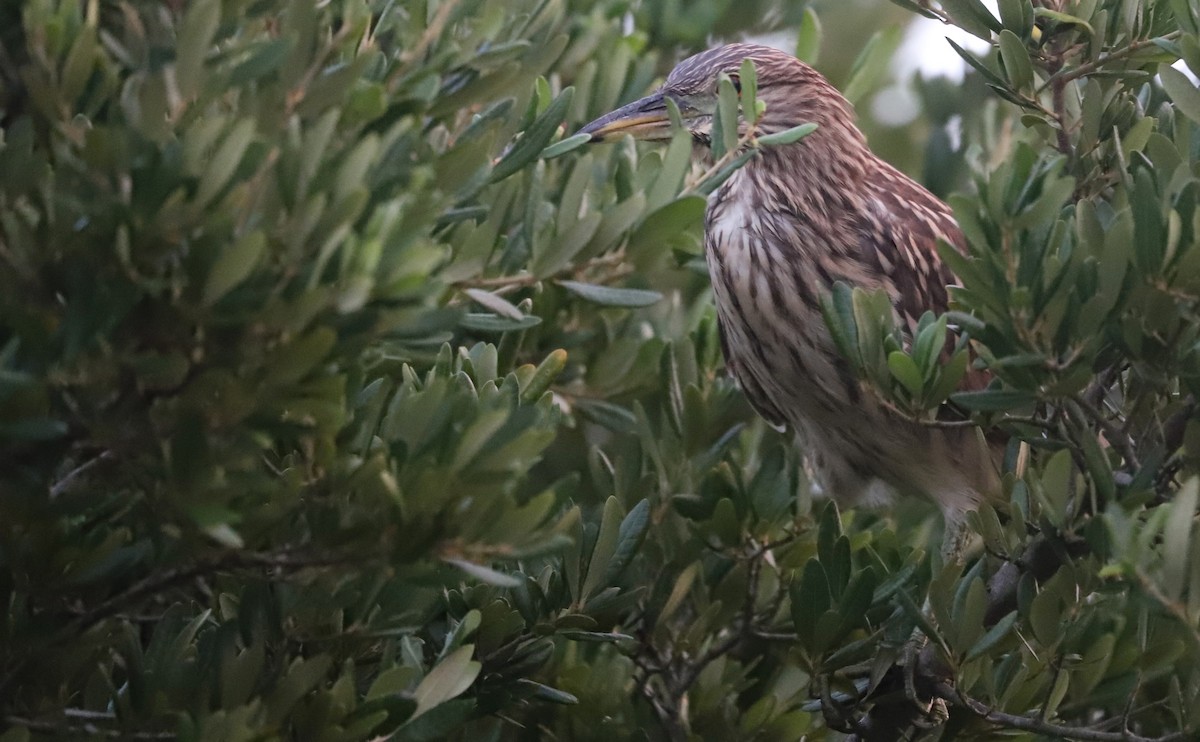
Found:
[581,44,998,521]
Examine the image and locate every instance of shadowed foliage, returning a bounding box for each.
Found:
[1,1,1199,740]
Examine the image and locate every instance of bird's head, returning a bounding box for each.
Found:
[579,43,856,147]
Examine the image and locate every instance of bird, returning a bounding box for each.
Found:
[579,43,999,532]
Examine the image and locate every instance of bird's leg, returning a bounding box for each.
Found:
[939,514,971,566]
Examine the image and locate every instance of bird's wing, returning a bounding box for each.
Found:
[860,166,990,393]
[717,316,789,431]
[859,172,960,328]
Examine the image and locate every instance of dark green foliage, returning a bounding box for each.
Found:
[2,0,1199,740]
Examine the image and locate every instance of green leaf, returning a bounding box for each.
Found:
[941,0,1003,39]
[739,58,759,126]
[392,699,473,742]
[913,315,947,379]
[541,132,591,160]
[603,499,650,584]
[557,280,663,307]
[966,610,1017,660]
[692,149,759,195]
[557,630,634,643]
[998,29,1034,89]
[515,679,579,705]
[230,39,293,85]
[581,496,623,601]
[839,568,877,627]
[627,195,707,254]
[887,352,924,398]
[491,86,574,182]
[714,74,740,158]
[1078,430,1115,501]
[1181,33,1200,77]
[946,38,1007,89]
[0,418,69,441]
[1038,449,1073,526]
[268,654,333,724]
[334,135,380,205]
[896,589,950,655]
[949,389,1036,411]
[791,560,832,648]
[176,0,220,98]
[196,118,256,209]
[533,212,601,278]
[519,349,567,403]
[1029,581,1062,646]
[795,8,823,64]
[459,313,543,332]
[61,27,97,102]
[463,288,525,320]
[412,646,481,718]
[573,398,638,434]
[1032,8,1095,35]
[828,536,853,598]
[843,25,903,104]
[888,0,943,20]
[0,726,31,742]
[1160,65,1200,125]
[756,122,818,147]
[444,559,521,588]
[820,282,859,362]
[1162,478,1198,600]
[954,577,986,651]
[204,230,266,306]
[998,0,1032,36]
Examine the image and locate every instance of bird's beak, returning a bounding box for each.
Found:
[579,91,674,142]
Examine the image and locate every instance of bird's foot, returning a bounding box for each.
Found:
[903,624,950,729]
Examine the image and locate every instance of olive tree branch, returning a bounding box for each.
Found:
[1068,395,1141,472]
[1131,568,1200,654]
[4,716,176,741]
[455,249,630,293]
[69,548,377,634]
[935,682,1193,742]
[1042,30,1183,90]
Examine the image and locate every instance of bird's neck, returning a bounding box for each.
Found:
[737,132,877,228]
[705,117,885,294]
[751,87,876,207]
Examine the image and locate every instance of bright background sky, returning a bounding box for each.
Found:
[874,0,998,126]
[896,1,999,81]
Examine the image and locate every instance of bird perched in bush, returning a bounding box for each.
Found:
[580,44,999,531]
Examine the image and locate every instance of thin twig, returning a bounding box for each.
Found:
[1042,30,1183,90]
[5,716,176,740]
[454,248,629,292]
[1069,395,1141,471]
[1050,67,1074,158]
[752,630,799,642]
[1132,568,1200,654]
[936,682,1192,742]
[872,389,1056,432]
[49,450,114,498]
[386,0,462,86]
[69,549,373,634]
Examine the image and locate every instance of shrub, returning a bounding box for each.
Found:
[1,0,1198,740]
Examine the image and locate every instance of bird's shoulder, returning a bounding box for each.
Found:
[858,160,992,395]
[854,160,962,327]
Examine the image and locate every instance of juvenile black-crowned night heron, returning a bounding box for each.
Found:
[580,43,998,528]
